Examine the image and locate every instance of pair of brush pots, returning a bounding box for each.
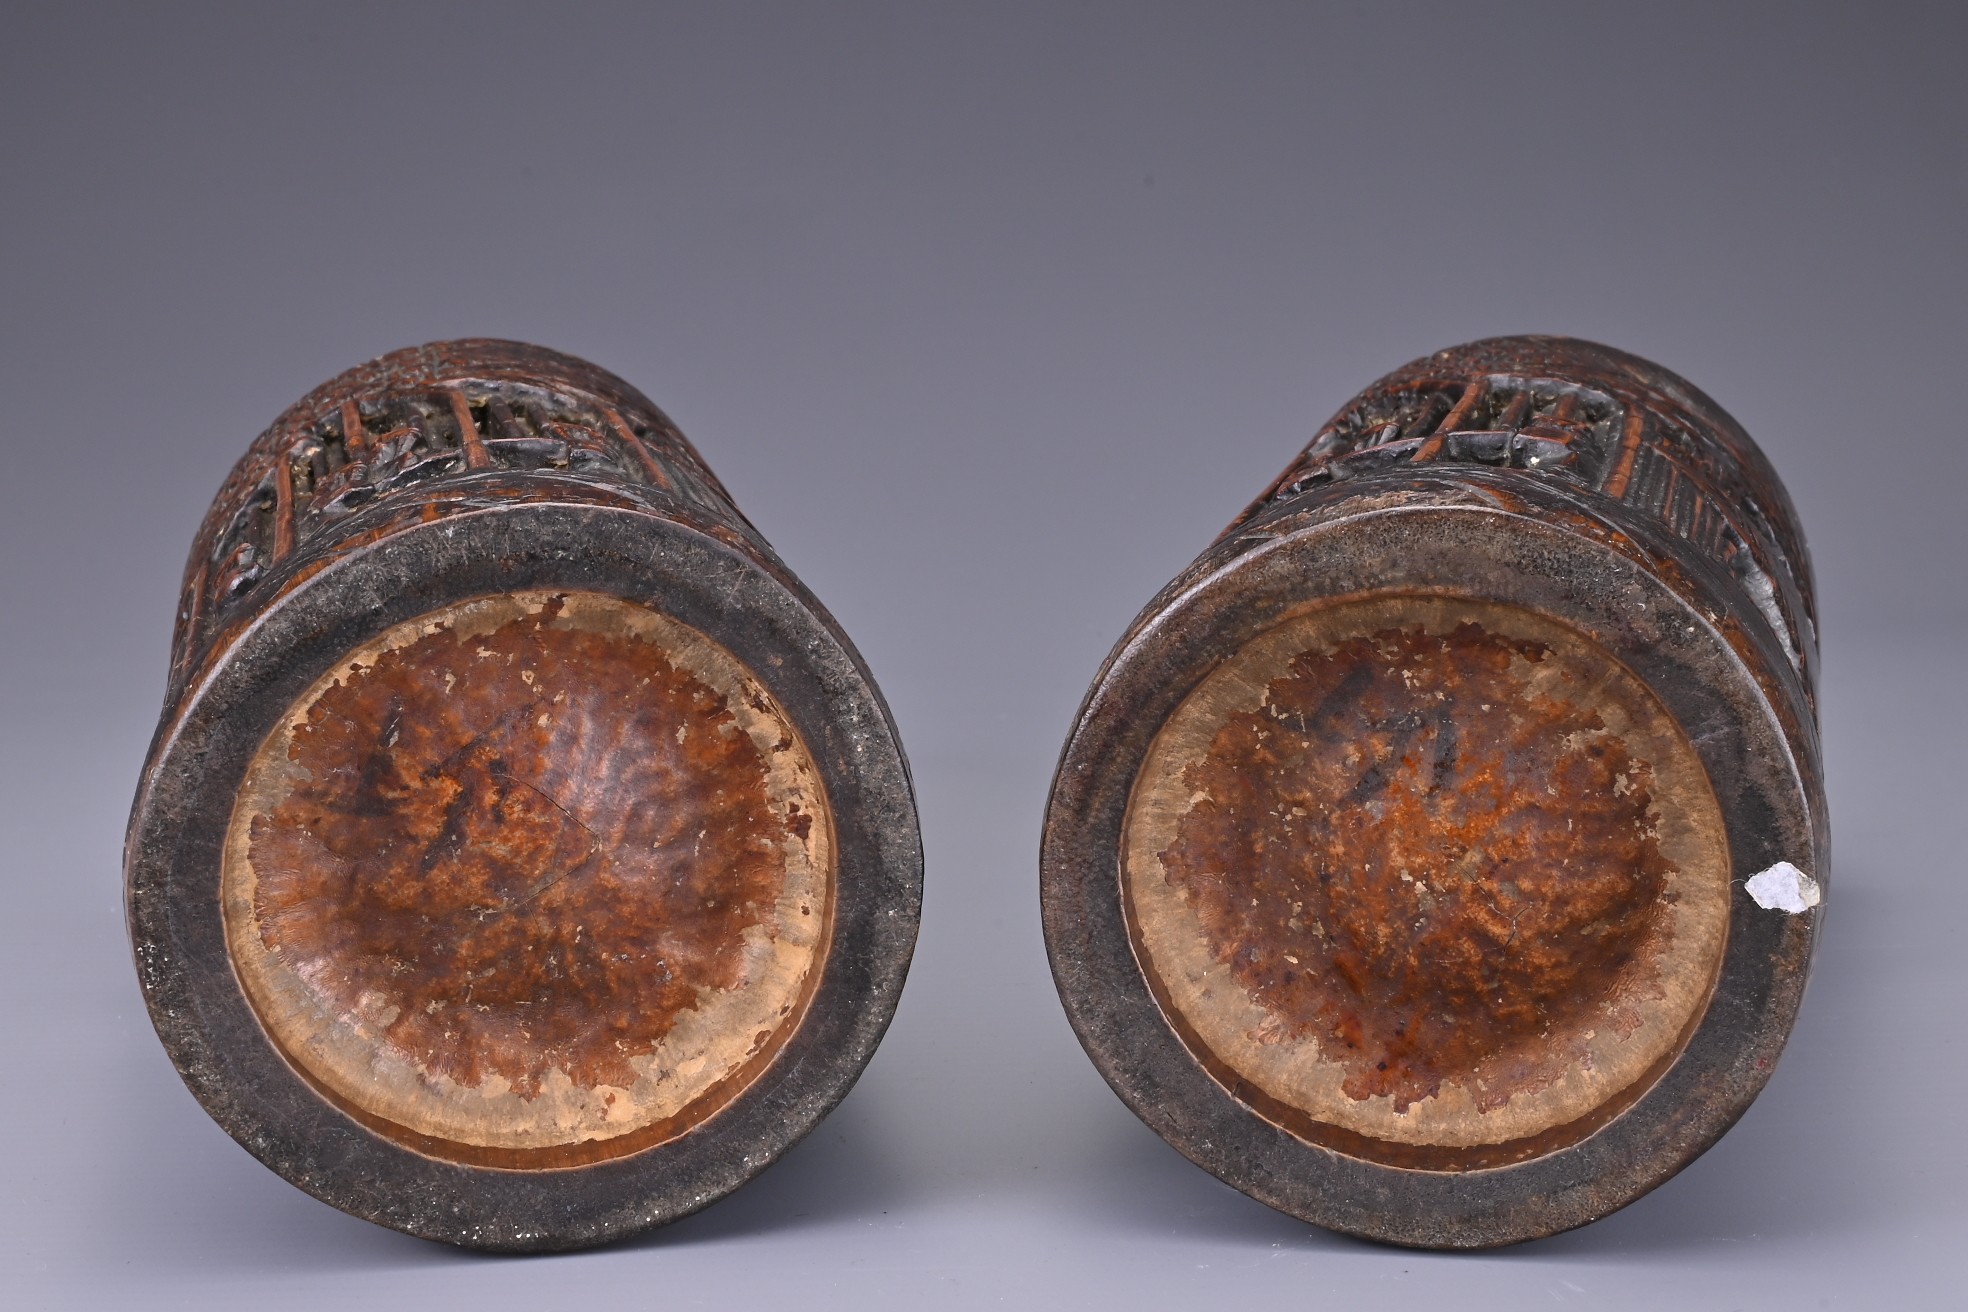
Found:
[127,336,1824,1252]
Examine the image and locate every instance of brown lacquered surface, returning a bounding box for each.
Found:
[1124,596,1730,1167]
[222,591,833,1166]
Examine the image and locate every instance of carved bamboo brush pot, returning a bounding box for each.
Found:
[125,341,922,1250]
[1041,336,1825,1247]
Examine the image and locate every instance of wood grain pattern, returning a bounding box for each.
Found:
[1124,597,1729,1165]
[129,340,922,1249]
[1044,336,1823,1244]
[223,591,832,1165]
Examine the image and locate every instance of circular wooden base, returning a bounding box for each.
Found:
[128,502,922,1250]
[1041,490,1820,1247]
[223,591,832,1167]
[1123,596,1728,1169]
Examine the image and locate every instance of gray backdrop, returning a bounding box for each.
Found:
[4,3,1962,1307]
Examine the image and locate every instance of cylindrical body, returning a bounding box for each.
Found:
[126,341,922,1251]
[1042,336,1824,1247]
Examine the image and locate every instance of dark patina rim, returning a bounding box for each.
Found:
[1041,485,1821,1249]
[127,500,923,1251]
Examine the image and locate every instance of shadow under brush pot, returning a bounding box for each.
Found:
[126,341,922,1251]
[1041,336,1825,1247]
